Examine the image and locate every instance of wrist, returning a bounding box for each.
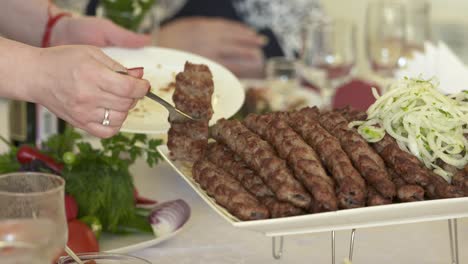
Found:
[20,46,45,103]
[41,4,73,47]
[0,38,42,102]
[48,16,73,47]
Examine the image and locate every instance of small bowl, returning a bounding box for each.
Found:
[57,253,151,264]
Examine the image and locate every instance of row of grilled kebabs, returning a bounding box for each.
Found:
[191,106,468,221]
[165,62,467,221]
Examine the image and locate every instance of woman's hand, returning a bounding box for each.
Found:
[157,17,266,78]
[50,16,151,48]
[31,45,149,138]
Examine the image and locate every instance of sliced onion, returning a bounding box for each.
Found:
[148,199,190,237]
[355,77,468,182]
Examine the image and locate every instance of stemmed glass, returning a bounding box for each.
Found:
[401,0,431,65]
[300,19,357,108]
[0,172,67,264]
[365,0,431,88]
[365,0,406,77]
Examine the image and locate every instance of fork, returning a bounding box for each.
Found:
[116,70,198,122]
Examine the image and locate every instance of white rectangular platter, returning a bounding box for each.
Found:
[157,145,468,237]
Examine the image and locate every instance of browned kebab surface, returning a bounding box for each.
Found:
[340,107,464,200]
[375,135,463,199]
[339,108,426,203]
[318,110,396,201]
[243,114,338,212]
[211,118,312,209]
[387,167,425,202]
[168,62,214,162]
[453,165,468,196]
[205,142,304,217]
[192,158,270,220]
[287,108,369,208]
[367,186,392,206]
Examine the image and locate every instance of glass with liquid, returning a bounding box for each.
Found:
[58,253,152,264]
[365,0,406,77]
[265,57,300,110]
[301,19,357,107]
[0,172,67,264]
[400,0,431,66]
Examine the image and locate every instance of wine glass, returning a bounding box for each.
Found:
[365,0,406,77]
[400,0,431,66]
[0,172,67,264]
[300,19,357,108]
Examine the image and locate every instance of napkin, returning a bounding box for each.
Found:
[395,41,468,94]
[332,79,381,111]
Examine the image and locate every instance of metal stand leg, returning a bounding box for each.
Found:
[342,229,356,264]
[272,236,284,260]
[349,229,356,262]
[331,231,336,264]
[448,219,459,264]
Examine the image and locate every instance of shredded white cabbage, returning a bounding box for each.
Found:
[352,77,468,182]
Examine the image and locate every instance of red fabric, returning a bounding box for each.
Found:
[332,79,381,111]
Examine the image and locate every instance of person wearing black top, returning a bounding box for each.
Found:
[87,0,322,77]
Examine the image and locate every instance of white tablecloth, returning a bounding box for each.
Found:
[129,158,468,264]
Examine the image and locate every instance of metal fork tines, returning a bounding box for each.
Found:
[145,91,198,122]
[116,70,198,122]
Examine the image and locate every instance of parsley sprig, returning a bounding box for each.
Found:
[2,128,163,233]
[52,129,162,233]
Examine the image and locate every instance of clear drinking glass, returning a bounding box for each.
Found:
[301,19,357,107]
[365,0,406,77]
[264,57,300,111]
[400,0,431,65]
[265,57,300,92]
[0,172,67,264]
[58,253,151,264]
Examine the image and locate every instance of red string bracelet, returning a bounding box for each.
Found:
[41,6,71,48]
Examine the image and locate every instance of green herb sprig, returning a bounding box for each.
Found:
[1,127,163,233]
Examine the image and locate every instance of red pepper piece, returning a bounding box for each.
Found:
[65,194,79,221]
[16,145,64,173]
[134,188,157,205]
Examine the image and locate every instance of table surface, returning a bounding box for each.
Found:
[129,158,468,264]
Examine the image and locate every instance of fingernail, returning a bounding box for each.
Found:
[128,67,144,71]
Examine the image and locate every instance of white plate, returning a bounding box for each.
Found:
[241,79,323,110]
[100,226,185,253]
[157,145,468,237]
[102,47,245,134]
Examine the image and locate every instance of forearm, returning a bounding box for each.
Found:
[0,37,39,101]
[0,0,61,46]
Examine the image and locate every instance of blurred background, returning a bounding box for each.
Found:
[50,0,468,68]
[322,0,468,75]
